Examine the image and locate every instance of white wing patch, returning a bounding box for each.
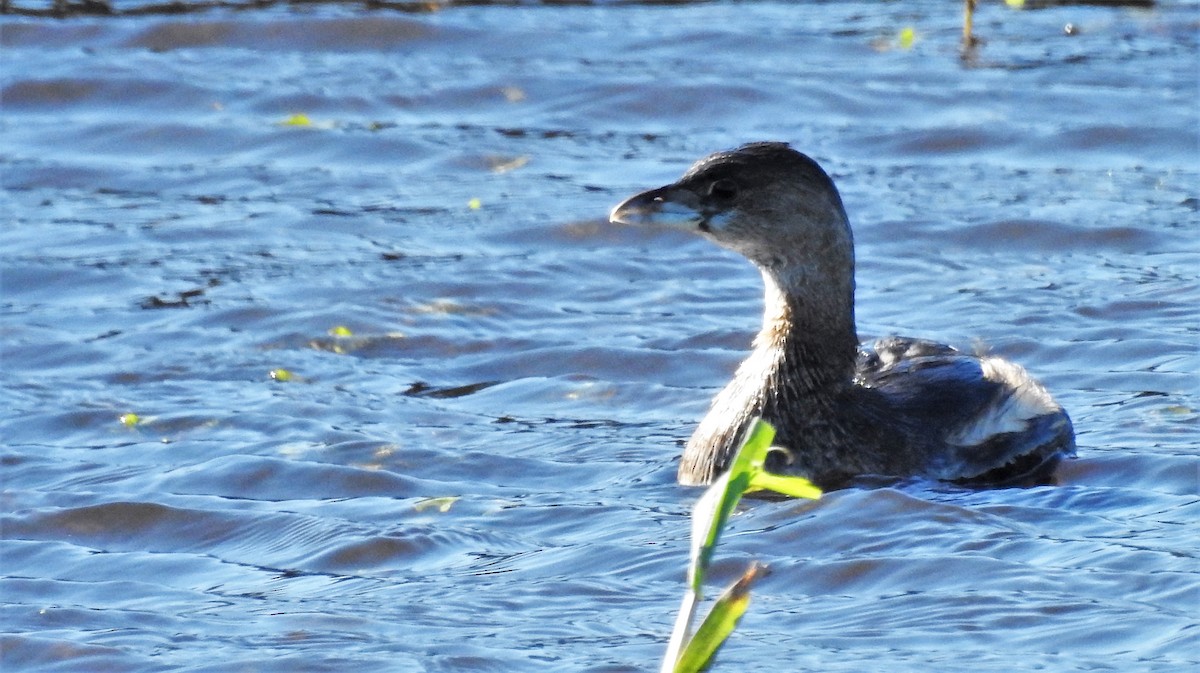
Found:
[946,357,1061,447]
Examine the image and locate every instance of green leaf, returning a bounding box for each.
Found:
[728,417,776,476]
[689,421,773,592]
[672,563,767,673]
[687,420,822,592]
[665,418,822,673]
[748,472,822,500]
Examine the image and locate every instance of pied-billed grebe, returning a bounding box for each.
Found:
[610,142,1075,488]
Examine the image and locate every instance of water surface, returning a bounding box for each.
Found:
[2,1,1198,671]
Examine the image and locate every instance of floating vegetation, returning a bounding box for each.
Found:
[870,25,918,52]
[279,113,313,127]
[411,298,496,316]
[268,368,294,382]
[414,496,460,513]
[276,113,336,129]
[140,286,208,309]
[307,329,406,355]
[500,86,526,103]
[485,155,530,173]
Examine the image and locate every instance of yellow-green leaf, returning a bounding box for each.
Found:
[280,113,313,127]
[690,421,773,592]
[748,472,822,500]
[414,496,460,513]
[672,563,767,673]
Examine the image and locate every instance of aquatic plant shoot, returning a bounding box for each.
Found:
[664,419,821,673]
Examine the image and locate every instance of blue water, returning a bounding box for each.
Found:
[2,1,1198,671]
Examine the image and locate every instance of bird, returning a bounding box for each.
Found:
[609,141,1075,489]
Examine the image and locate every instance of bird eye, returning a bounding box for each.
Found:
[708,179,738,201]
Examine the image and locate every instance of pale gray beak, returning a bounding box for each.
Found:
[609,186,705,229]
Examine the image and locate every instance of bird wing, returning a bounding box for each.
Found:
[857,337,1074,482]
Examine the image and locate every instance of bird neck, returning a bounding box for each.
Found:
[755,267,858,393]
[678,263,859,486]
